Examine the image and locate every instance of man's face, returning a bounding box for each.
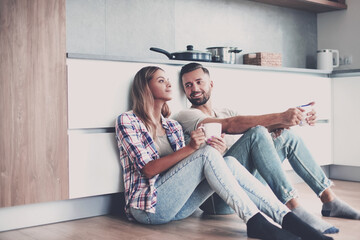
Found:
[181,68,213,106]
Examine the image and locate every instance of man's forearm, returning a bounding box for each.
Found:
[199,108,300,134]
[222,113,283,134]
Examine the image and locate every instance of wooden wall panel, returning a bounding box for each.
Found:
[0,0,68,207]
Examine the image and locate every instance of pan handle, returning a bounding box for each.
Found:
[150,47,174,59]
[228,49,242,54]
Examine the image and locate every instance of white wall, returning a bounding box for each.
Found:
[318,0,360,70]
[67,0,318,68]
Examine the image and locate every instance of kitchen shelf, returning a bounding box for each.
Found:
[251,0,347,13]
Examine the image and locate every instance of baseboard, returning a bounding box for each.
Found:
[285,165,360,183]
[329,165,360,182]
[286,164,360,185]
[0,193,124,232]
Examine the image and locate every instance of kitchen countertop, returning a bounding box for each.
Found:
[331,69,360,77]
[67,53,332,76]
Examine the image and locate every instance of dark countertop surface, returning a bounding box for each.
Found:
[332,69,360,77]
[333,69,360,74]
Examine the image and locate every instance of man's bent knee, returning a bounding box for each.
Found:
[245,125,272,141]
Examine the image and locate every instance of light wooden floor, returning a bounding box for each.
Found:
[0,180,359,240]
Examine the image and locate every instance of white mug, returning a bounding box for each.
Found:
[200,123,222,140]
[317,49,339,71]
[297,104,313,126]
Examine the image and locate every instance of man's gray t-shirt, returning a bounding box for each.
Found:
[174,108,242,149]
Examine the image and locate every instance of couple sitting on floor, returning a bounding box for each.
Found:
[115,63,360,240]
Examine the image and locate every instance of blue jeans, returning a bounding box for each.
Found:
[130,145,289,225]
[202,125,333,214]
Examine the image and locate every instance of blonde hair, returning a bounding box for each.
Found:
[131,66,171,137]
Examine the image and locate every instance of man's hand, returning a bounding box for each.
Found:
[299,102,317,126]
[281,108,303,126]
[281,102,317,126]
[206,133,227,154]
[271,128,286,138]
[188,128,206,150]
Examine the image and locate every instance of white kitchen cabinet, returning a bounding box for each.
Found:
[291,123,332,167]
[67,59,187,129]
[209,67,331,120]
[67,60,140,129]
[209,67,333,168]
[67,57,333,198]
[69,132,123,199]
[67,59,188,198]
[333,75,360,166]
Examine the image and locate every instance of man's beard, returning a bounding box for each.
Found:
[188,92,210,106]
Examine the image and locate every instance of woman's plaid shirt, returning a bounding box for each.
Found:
[115,111,185,220]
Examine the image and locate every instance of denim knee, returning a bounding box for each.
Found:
[280,129,302,144]
[273,129,304,154]
[201,145,223,161]
[246,125,272,141]
[223,156,241,173]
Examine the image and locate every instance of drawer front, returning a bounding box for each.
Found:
[208,67,331,120]
[69,132,123,198]
[67,59,187,129]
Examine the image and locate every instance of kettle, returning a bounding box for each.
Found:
[317,49,339,71]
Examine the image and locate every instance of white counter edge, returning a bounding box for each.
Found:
[66,53,331,75]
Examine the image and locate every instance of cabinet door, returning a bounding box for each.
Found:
[333,76,360,166]
[67,59,187,129]
[208,67,332,166]
[66,59,189,198]
[69,132,123,199]
[0,0,68,207]
[291,123,332,167]
[209,68,331,120]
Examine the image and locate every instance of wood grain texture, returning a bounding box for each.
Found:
[0,0,68,207]
[251,0,347,13]
[0,180,359,239]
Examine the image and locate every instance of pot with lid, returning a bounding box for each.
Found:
[150,45,212,62]
[206,47,242,64]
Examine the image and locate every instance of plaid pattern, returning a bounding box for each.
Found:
[115,111,185,220]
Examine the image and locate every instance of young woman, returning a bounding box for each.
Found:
[115,66,333,240]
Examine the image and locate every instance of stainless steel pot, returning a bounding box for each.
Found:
[150,45,212,62]
[206,47,242,64]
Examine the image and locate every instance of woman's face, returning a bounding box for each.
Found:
[148,69,172,102]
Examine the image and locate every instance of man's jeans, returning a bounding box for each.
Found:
[130,145,289,225]
[201,125,333,215]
